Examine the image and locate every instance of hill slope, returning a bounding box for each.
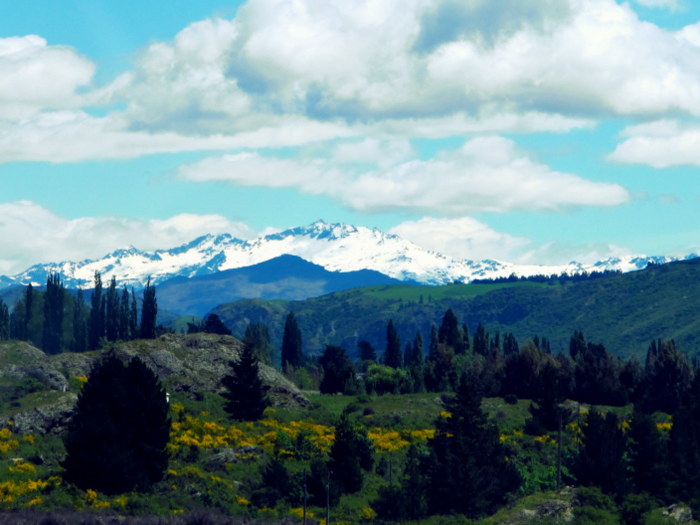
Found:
[212,259,700,359]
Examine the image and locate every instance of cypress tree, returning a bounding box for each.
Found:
[281,312,303,369]
[384,319,402,369]
[319,345,358,395]
[438,309,463,353]
[140,278,157,339]
[62,353,170,494]
[221,343,270,421]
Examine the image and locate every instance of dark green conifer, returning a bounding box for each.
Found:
[221,343,270,421]
[424,374,521,516]
[71,289,88,353]
[62,353,170,494]
[319,345,358,395]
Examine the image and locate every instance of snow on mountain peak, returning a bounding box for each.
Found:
[1,220,694,290]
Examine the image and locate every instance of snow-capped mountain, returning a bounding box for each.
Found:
[0,220,694,290]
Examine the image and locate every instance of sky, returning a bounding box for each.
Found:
[1,0,700,275]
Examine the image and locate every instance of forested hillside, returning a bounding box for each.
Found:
[213,258,700,360]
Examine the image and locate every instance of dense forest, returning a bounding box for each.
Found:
[1,273,699,524]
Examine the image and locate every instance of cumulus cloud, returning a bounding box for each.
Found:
[2,0,697,162]
[608,120,700,167]
[0,201,253,275]
[0,35,94,120]
[180,136,630,214]
[389,216,531,261]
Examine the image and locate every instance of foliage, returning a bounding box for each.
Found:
[140,278,158,339]
[221,343,270,421]
[319,345,358,395]
[281,312,303,368]
[62,353,171,494]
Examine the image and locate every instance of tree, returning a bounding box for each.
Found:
[244,322,273,364]
[140,278,157,339]
[404,331,424,368]
[0,298,8,341]
[384,319,402,369]
[88,272,104,350]
[24,283,34,342]
[328,412,373,494]
[71,289,88,353]
[105,276,119,342]
[62,353,170,494]
[319,345,358,395]
[438,309,464,353]
[572,411,628,498]
[221,343,270,421]
[42,273,64,355]
[202,313,231,335]
[281,313,303,369]
[424,374,521,516]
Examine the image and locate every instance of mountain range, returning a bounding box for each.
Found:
[1,220,694,293]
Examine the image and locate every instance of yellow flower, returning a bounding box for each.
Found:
[75,375,88,383]
[27,496,42,506]
[360,506,377,521]
[236,496,249,506]
[9,461,36,474]
[439,410,452,419]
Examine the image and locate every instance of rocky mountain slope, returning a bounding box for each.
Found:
[0,334,308,434]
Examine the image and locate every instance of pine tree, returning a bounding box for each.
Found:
[281,313,303,369]
[221,343,270,421]
[42,273,64,355]
[119,286,130,340]
[140,278,157,339]
[62,353,170,494]
[328,412,373,494]
[473,323,489,356]
[424,374,521,516]
[202,313,231,335]
[384,319,402,369]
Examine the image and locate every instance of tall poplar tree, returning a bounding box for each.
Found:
[140,278,157,339]
[384,319,402,369]
[105,276,119,342]
[88,272,104,350]
[71,289,88,353]
[281,313,303,369]
[0,298,9,341]
[42,273,64,355]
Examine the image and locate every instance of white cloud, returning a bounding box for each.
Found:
[180,136,630,214]
[389,216,531,261]
[0,35,94,120]
[0,201,253,275]
[608,120,700,167]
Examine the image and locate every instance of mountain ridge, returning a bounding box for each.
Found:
[1,220,695,290]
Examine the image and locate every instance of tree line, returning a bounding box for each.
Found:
[0,272,158,354]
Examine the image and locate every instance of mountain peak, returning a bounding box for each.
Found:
[0,222,695,291]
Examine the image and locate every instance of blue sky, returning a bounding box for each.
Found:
[0,0,699,274]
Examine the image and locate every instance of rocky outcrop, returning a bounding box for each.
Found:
[0,334,309,434]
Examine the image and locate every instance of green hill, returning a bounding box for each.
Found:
[212,259,700,359]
